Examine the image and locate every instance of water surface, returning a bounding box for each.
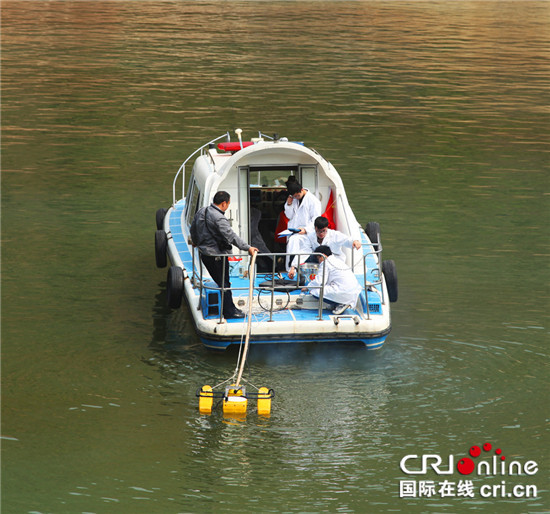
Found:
[2,1,549,512]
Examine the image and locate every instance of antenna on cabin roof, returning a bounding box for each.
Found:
[235,128,243,149]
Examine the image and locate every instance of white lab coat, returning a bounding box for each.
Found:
[284,189,322,268]
[307,255,362,306]
[284,189,321,234]
[289,229,354,267]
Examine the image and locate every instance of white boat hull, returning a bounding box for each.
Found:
[157,133,397,351]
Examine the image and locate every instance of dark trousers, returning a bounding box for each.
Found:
[200,254,237,317]
[310,293,339,309]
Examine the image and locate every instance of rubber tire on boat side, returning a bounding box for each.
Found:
[166,266,184,309]
[155,229,168,268]
[156,208,168,230]
[382,259,398,303]
[365,221,381,250]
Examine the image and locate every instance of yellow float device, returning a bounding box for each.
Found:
[257,387,272,416]
[198,385,213,414]
[223,385,248,416]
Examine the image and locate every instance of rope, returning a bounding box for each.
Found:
[231,308,249,379]
[235,251,257,387]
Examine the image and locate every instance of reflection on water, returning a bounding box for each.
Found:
[2,0,549,512]
[167,347,394,509]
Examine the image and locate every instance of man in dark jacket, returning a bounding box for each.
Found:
[190,191,258,319]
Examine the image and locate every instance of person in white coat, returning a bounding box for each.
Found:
[302,245,362,315]
[284,180,321,268]
[287,216,361,277]
[284,180,322,233]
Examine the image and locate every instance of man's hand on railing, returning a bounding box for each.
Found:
[248,247,259,256]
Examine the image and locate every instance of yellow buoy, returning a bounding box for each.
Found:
[198,385,213,414]
[257,387,272,416]
[223,385,248,416]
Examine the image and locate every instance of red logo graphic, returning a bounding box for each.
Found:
[457,442,505,475]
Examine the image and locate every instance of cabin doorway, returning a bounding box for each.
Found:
[238,165,319,271]
[250,166,296,271]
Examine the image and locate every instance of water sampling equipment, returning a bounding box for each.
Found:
[196,252,274,417]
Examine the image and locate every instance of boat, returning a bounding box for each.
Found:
[154,130,398,351]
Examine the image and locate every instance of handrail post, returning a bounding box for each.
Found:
[377,242,385,305]
[189,237,197,289]
[219,256,226,323]
[268,258,276,321]
[318,253,326,320]
[363,251,370,319]
[198,251,204,310]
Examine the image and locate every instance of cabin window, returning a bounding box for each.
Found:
[300,166,318,197]
[248,169,292,188]
[186,179,201,226]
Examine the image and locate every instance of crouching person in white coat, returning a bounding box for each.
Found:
[303,245,362,315]
[287,216,361,278]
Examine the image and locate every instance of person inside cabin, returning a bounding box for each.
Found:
[284,179,322,268]
[250,205,273,272]
[287,216,362,279]
[302,245,361,315]
[190,191,258,319]
[272,176,296,254]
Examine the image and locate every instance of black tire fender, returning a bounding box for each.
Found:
[166,266,184,309]
[155,230,167,268]
[382,259,398,303]
[156,208,168,230]
[365,221,381,250]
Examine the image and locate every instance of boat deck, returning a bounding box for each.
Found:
[167,200,384,324]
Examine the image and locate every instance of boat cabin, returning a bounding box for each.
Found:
[179,136,359,269]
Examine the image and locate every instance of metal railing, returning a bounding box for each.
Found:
[172,132,230,205]
[192,248,328,323]
[173,130,284,206]
[360,235,386,315]
[190,234,385,322]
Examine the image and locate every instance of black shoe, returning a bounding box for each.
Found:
[228,309,246,319]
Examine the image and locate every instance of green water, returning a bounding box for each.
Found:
[2,1,549,512]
